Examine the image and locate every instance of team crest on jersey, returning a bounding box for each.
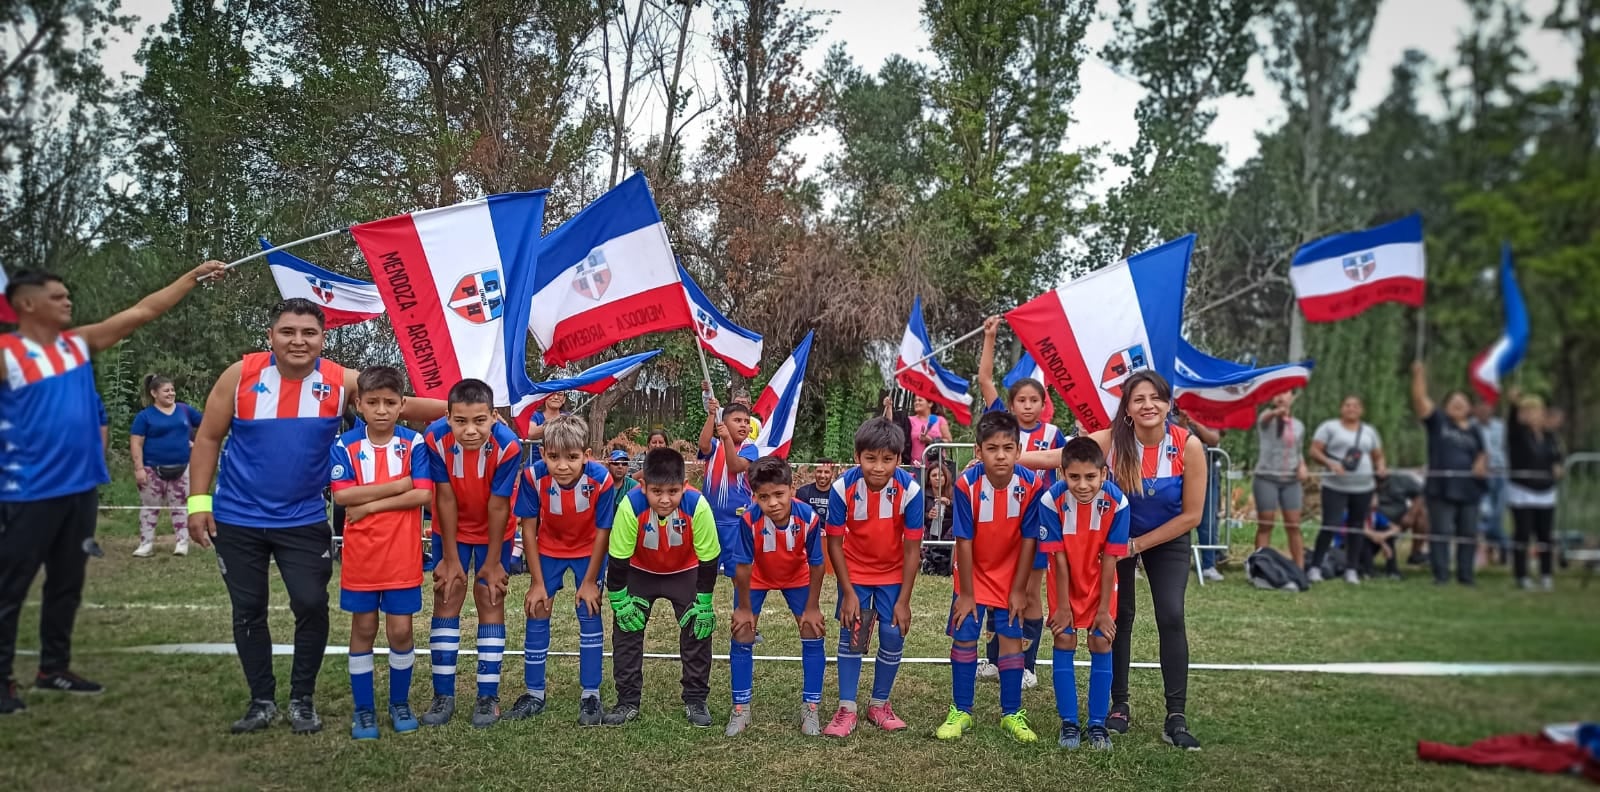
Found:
[331,465,346,479]
[572,250,611,301]
[1100,345,1149,398]
[394,442,407,455]
[1032,438,1051,451]
[1011,483,1027,503]
[310,381,333,401]
[695,307,718,340]
[1095,496,1112,514]
[306,276,336,304]
[1165,443,1180,460]
[580,481,596,498]
[448,271,505,324]
[1342,251,1377,283]
[884,485,897,498]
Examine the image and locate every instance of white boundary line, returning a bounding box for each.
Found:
[25,642,1599,677]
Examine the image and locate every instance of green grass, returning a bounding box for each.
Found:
[3,515,1598,792]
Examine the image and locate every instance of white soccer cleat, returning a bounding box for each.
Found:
[173,538,190,557]
[1021,670,1038,690]
[1202,567,1224,583]
[132,541,154,558]
[1343,569,1360,585]
[976,659,999,680]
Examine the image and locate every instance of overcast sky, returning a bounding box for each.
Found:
[103,0,1576,196]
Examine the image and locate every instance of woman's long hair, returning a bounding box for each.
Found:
[142,373,172,406]
[1109,370,1173,497]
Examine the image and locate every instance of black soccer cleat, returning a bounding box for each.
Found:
[505,693,546,721]
[34,670,103,695]
[1106,702,1131,735]
[230,699,278,734]
[578,695,603,727]
[602,703,640,727]
[1163,713,1201,751]
[288,696,323,734]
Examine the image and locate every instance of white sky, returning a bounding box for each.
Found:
[104,0,1576,197]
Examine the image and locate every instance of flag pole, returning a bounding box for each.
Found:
[1415,306,1427,361]
[694,336,717,405]
[212,227,351,276]
[892,324,986,377]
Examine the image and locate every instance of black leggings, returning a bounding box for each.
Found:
[1511,507,1555,579]
[1111,533,1189,717]
[1312,489,1372,574]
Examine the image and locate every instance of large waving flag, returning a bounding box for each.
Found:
[522,172,691,366]
[895,296,974,425]
[1002,351,1055,424]
[681,262,763,377]
[261,238,385,328]
[1007,235,1193,433]
[510,349,663,435]
[1468,244,1530,406]
[1173,338,1314,430]
[752,331,813,458]
[1291,214,1426,322]
[0,266,14,323]
[351,191,547,404]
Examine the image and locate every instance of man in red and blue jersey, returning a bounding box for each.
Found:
[507,415,616,727]
[186,298,444,735]
[0,261,225,715]
[697,392,759,578]
[821,418,924,737]
[419,378,522,728]
[725,455,826,737]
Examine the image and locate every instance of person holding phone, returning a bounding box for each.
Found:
[1309,395,1387,583]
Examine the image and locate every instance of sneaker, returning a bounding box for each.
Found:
[1407,551,1429,566]
[1163,713,1201,751]
[132,541,154,558]
[578,694,603,727]
[822,706,857,738]
[1058,720,1081,749]
[1000,710,1038,743]
[934,705,972,740]
[976,658,999,680]
[0,680,25,716]
[229,699,276,733]
[34,670,103,695]
[389,702,419,733]
[471,695,500,728]
[1088,723,1113,750]
[724,704,752,736]
[865,701,908,731]
[685,701,713,728]
[173,538,190,557]
[799,702,821,736]
[602,703,640,727]
[350,709,379,741]
[1202,567,1224,582]
[1541,576,1555,592]
[505,693,545,721]
[1106,702,1131,735]
[1307,566,1324,583]
[1021,670,1038,690]
[1343,569,1361,585]
[420,694,455,726]
[288,696,322,734]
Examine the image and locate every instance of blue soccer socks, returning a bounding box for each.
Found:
[950,643,978,713]
[476,624,505,699]
[731,640,755,706]
[389,647,414,705]
[524,617,550,698]
[1022,618,1045,672]
[1088,650,1113,727]
[429,617,461,697]
[998,653,1025,716]
[350,651,375,713]
[800,636,825,704]
[1054,646,1079,723]
[869,622,905,704]
[577,604,604,698]
[836,626,863,705]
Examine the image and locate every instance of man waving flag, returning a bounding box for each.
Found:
[895,296,974,425]
[1468,244,1530,406]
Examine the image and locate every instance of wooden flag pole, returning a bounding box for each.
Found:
[210,227,351,277]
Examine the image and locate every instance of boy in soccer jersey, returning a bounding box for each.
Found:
[329,366,434,740]
[726,456,827,737]
[822,418,924,737]
[420,379,522,729]
[1040,436,1130,751]
[604,448,721,728]
[939,410,1056,743]
[698,392,759,577]
[506,415,617,726]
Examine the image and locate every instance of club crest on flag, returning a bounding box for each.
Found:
[695,306,718,340]
[448,270,504,324]
[1100,344,1149,398]
[572,249,612,301]
[1342,251,1377,283]
[305,276,336,304]
[310,381,333,401]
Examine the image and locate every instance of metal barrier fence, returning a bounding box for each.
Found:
[1556,452,1600,584]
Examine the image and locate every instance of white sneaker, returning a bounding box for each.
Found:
[1202,567,1224,583]
[1343,569,1361,585]
[133,541,154,558]
[1541,576,1554,592]
[1517,577,1535,591]
[976,659,999,680]
[173,538,190,557]
[1021,670,1038,690]
[1307,567,1324,583]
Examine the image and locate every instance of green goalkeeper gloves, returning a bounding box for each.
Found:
[608,588,649,632]
[679,592,717,640]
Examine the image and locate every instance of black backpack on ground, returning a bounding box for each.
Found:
[1247,547,1312,592]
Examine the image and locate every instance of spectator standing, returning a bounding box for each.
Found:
[129,374,204,558]
[919,461,954,576]
[1472,400,1509,567]
[609,449,641,493]
[1179,413,1225,582]
[1252,391,1309,567]
[647,430,670,450]
[1409,361,1488,586]
[794,460,835,522]
[907,396,951,467]
[1504,389,1563,591]
[1309,395,1388,583]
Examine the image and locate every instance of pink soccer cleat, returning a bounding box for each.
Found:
[865,702,908,732]
[822,706,857,738]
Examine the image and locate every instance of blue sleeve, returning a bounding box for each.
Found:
[409,439,432,484]
[329,444,355,486]
[1109,503,1131,547]
[489,446,520,497]
[986,398,1006,414]
[950,482,973,540]
[737,443,759,463]
[513,468,540,519]
[97,399,107,426]
[699,438,718,463]
[731,517,754,566]
[805,513,824,566]
[903,479,925,532]
[184,404,203,428]
[826,481,847,531]
[1036,491,1064,545]
[425,439,450,484]
[593,473,618,530]
[130,409,148,437]
[1020,485,1043,541]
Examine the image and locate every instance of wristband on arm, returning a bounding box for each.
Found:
[187,494,213,514]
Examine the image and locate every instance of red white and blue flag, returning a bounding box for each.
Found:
[518,172,692,367]
[680,261,763,377]
[0,266,14,323]
[895,296,974,425]
[1468,244,1530,406]
[261,239,385,329]
[510,349,663,435]
[1290,214,1426,322]
[1006,235,1193,433]
[350,190,547,404]
[1173,337,1313,430]
[1001,351,1055,424]
[752,331,813,459]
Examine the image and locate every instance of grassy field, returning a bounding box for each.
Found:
[2,506,1598,792]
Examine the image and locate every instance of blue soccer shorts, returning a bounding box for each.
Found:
[749,586,810,618]
[537,554,608,599]
[340,586,423,616]
[430,535,514,586]
[835,583,900,624]
[947,596,1022,641]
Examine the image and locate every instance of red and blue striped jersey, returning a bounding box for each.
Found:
[330,426,432,590]
[515,460,617,559]
[733,499,823,591]
[423,418,521,544]
[215,352,346,528]
[701,437,759,529]
[1119,423,1191,538]
[952,465,1047,608]
[0,332,107,501]
[825,466,925,586]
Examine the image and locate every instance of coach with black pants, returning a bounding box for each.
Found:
[0,262,224,715]
[186,299,443,734]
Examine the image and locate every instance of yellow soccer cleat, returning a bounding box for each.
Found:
[1000,709,1039,743]
[935,705,973,740]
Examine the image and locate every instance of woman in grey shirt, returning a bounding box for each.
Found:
[1253,391,1310,567]
[1309,394,1388,583]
